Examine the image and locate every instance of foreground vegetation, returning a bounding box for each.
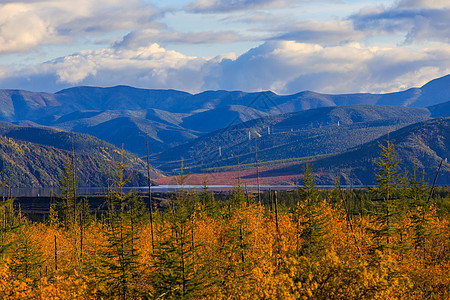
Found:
[1,141,450,299]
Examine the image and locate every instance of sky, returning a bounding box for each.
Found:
[0,0,449,94]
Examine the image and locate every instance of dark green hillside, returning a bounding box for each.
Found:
[0,136,148,188]
[180,105,268,132]
[155,105,430,171]
[0,121,165,181]
[267,117,450,185]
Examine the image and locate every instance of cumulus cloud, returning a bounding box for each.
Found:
[186,0,299,13]
[202,41,450,93]
[2,43,209,92]
[350,0,450,43]
[0,0,158,53]
[0,3,51,53]
[1,41,449,95]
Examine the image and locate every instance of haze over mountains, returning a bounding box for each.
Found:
[0,74,449,186]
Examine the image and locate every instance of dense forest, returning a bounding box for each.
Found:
[0,142,450,299]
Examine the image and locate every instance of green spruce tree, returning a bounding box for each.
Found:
[296,163,329,257]
[151,170,207,299]
[368,139,401,253]
[99,150,145,299]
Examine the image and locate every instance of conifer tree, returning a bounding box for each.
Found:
[99,150,145,299]
[9,220,43,282]
[407,167,432,257]
[58,155,78,231]
[199,177,217,216]
[151,185,207,299]
[296,163,329,257]
[0,175,17,258]
[369,139,401,253]
[299,162,318,202]
[375,139,400,201]
[330,175,343,207]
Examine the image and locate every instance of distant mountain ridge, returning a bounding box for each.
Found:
[0,74,448,185]
[0,74,448,122]
[0,74,447,158]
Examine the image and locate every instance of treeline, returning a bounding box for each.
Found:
[0,142,450,299]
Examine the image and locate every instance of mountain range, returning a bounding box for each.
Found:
[0,74,449,187]
[0,74,448,157]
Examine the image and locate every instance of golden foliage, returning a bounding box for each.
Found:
[1,190,450,299]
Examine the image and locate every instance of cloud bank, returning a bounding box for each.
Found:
[2,41,448,95]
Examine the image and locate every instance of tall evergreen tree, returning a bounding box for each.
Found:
[296,163,329,257]
[9,220,43,282]
[151,191,207,298]
[299,162,318,202]
[58,155,78,231]
[375,139,400,201]
[99,150,145,299]
[368,139,401,253]
[407,166,432,257]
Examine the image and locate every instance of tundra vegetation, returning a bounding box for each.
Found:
[0,143,450,299]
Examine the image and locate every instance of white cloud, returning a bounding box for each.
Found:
[1,41,448,96]
[37,43,208,91]
[0,0,158,53]
[200,41,447,94]
[0,3,50,53]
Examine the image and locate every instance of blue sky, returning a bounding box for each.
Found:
[0,0,448,94]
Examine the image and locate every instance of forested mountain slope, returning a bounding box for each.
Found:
[0,136,148,187]
[264,117,450,185]
[155,105,431,172]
